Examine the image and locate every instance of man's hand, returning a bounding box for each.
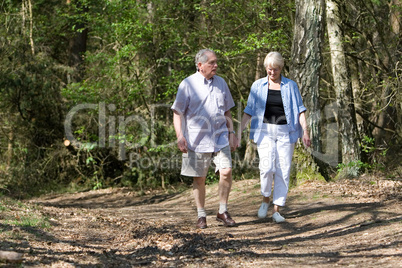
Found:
[229,133,238,152]
[177,135,188,153]
[173,111,188,153]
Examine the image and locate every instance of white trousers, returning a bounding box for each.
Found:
[256,124,295,207]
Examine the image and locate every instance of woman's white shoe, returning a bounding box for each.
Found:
[257,202,269,218]
[272,212,285,223]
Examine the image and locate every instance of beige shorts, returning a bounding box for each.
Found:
[181,146,232,177]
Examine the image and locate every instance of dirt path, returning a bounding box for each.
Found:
[1,175,401,267]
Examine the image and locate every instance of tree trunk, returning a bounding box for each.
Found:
[21,0,35,55]
[390,0,400,35]
[370,1,398,146]
[290,0,324,149]
[0,250,23,263]
[5,129,13,176]
[243,53,263,166]
[390,0,402,139]
[326,0,361,177]
[290,0,330,179]
[67,0,88,83]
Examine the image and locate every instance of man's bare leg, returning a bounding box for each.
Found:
[193,176,207,228]
[218,168,232,207]
[193,176,206,213]
[216,168,236,226]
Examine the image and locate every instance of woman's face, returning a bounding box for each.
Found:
[266,65,282,82]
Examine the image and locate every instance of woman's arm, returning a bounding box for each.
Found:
[299,111,311,148]
[237,113,252,144]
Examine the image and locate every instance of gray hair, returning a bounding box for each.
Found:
[195,49,215,69]
[264,51,284,69]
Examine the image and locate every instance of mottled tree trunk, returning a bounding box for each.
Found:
[290,0,330,179]
[371,0,398,146]
[290,0,325,150]
[243,53,263,166]
[22,0,35,55]
[6,130,13,175]
[390,0,400,35]
[326,0,361,177]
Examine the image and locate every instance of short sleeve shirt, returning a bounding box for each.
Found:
[171,72,235,153]
[244,75,307,144]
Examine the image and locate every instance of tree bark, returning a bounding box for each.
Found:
[370,0,398,145]
[6,130,13,175]
[0,250,23,263]
[291,0,330,179]
[67,0,88,83]
[21,0,35,55]
[243,53,263,166]
[290,0,324,150]
[390,0,400,35]
[326,0,361,177]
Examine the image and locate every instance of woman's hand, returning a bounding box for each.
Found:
[299,112,311,148]
[236,132,242,148]
[302,132,311,148]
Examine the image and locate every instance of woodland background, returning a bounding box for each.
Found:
[0,0,401,197]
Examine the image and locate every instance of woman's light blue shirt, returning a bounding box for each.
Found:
[244,75,307,144]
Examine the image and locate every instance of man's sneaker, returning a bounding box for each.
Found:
[257,202,269,218]
[272,212,285,223]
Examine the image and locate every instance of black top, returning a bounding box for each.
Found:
[264,89,287,125]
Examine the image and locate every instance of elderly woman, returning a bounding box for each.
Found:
[238,52,311,223]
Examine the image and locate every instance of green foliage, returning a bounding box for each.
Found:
[53,0,295,192]
[206,170,219,185]
[0,196,51,230]
[0,0,399,196]
[337,160,370,173]
[337,136,388,173]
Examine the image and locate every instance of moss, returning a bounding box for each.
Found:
[291,145,326,187]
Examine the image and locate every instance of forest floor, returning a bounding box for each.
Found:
[0,174,401,267]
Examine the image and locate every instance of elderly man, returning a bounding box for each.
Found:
[171,49,238,229]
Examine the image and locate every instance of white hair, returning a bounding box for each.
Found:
[195,49,215,69]
[264,51,284,69]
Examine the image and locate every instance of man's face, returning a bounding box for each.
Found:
[198,52,218,79]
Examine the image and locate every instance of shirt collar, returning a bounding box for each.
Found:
[196,71,214,85]
[264,75,284,85]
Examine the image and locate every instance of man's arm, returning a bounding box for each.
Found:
[224,110,238,151]
[173,110,188,153]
